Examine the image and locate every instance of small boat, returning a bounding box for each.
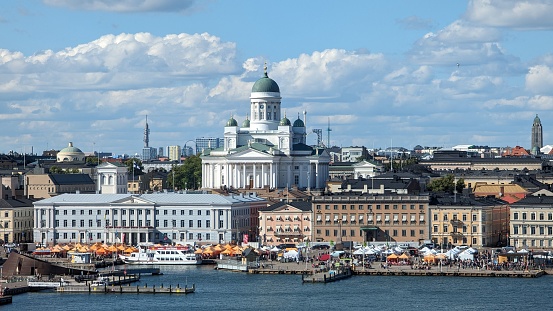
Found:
[119,243,202,265]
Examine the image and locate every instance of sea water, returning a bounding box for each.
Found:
[5,265,553,311]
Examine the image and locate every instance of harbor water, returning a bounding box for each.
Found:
[4,265,553,311]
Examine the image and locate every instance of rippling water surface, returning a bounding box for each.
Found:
[5,265,553,311]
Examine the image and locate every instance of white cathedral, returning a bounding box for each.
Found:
[201,67,330,190]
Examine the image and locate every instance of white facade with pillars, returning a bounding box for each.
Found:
[201,69,330,190]
[32,193,266,246]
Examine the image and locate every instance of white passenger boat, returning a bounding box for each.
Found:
[119,243,202,265]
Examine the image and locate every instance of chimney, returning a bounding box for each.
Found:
[499,186,504,198]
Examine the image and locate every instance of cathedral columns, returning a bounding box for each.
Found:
[242,163,246,188]
[261,164,265,187]
[269,163,273,188]
[253,164,256,188]
[315,162,319,189]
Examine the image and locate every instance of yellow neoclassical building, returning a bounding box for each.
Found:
[429,194,509,248]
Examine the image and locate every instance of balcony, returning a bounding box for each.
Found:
[450,232,463,237]
[450,219,463,225]
[274,231,303,237]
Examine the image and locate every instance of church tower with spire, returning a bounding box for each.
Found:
[531,114,543,155]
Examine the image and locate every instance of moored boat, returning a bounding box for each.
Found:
[119,243,202,265]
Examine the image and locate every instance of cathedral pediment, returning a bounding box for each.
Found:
[227,148,274,159]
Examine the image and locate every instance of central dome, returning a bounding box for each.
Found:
[252,72,280,93]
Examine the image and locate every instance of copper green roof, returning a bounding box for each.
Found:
[293,117,305,127]
[279,116,291,126]
[252,72,280,93]
[226,116,238,127]
[242,118,250,128]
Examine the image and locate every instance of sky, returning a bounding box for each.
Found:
[2,0,553,156]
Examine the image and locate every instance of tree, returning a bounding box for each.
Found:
[427,174,455,193]
[124,158,144,176]
[86,156,101,165]
[167,155,202,190]
[49,166,65,174]
[427,175,465,194]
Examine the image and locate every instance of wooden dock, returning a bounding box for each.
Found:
[353,268,546,278]
[302,269,353,283]
[57,283,195,294]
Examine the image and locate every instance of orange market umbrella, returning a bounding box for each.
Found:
[221,248,232,255]
[124,247,136,253]
[194,248,203,254]
[96,248,107,255]
[399,253,410,259]
[107,245,118,252]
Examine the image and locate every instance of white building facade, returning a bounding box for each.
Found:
[33,193,267,246]
[96,162,128,194]
[201,68,330,190]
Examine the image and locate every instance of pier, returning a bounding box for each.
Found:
[57,283,195,294]
[353,268,546,278]
[302,269,353,283]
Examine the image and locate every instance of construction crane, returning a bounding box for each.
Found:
[312,129,323,147]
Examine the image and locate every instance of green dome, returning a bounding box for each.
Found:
[279,116,291,126]
[293,117,305,127]
[226,116,238,127]
[59,142,83,153]
[252,72,280,93]
[242,118,250,128]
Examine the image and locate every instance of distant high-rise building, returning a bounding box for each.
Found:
[142,147,157,161]
[158,147,164,157]
[168,145,181,161]
[195,137,224,153]
[532,114,543,154]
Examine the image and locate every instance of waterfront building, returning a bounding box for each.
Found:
[429,194,509,248]
[258,201,312,245]
[33,193,268,246]
[201,67,330,190]
[531,114,543,154]
[0,196,34,243]
[312,193,430,246]
[509,191,553,249]
[25,174,96,199]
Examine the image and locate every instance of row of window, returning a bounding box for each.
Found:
[314,229,425,238]
[513,212,553,221]
[512,225,553,235]
[46,232,214,242]
[433,214,480,222]
[50,209,219,216]
[433,225,480,233]
[51,219,219,229]
[316,204,426,211]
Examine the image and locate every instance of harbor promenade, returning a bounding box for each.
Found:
[216,258,548,278]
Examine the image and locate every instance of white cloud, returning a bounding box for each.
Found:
[466,0,553,29]
[526,65,553,94]
[43,0,196,13]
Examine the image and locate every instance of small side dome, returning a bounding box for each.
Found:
[226,116,238,127]
[279,116,291,126]
[293,117,305,127]
[242,116,250,128]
